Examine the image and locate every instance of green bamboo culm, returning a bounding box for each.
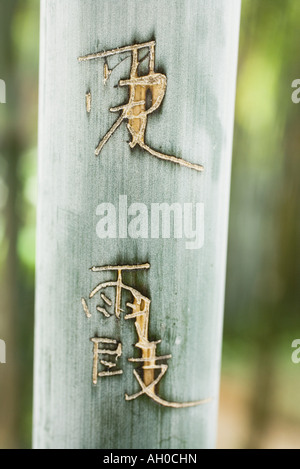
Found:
[33,0,241,449]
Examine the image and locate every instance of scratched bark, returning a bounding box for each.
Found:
[33,0,241,449]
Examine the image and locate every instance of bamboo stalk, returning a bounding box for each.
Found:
[33,0,241,449]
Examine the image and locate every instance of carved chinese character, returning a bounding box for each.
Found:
[82,263,211,408]
[91,338,122,385]
[78,41,203,172]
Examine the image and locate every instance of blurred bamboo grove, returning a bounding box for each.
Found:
[0,0,299,449]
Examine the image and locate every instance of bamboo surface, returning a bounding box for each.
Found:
[33,0,241,449]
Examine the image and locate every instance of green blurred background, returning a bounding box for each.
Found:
[0,0,299,449]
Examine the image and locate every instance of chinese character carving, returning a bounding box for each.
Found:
[82,263,211,408]
[91,338,122,384]
[78,41,203,172]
